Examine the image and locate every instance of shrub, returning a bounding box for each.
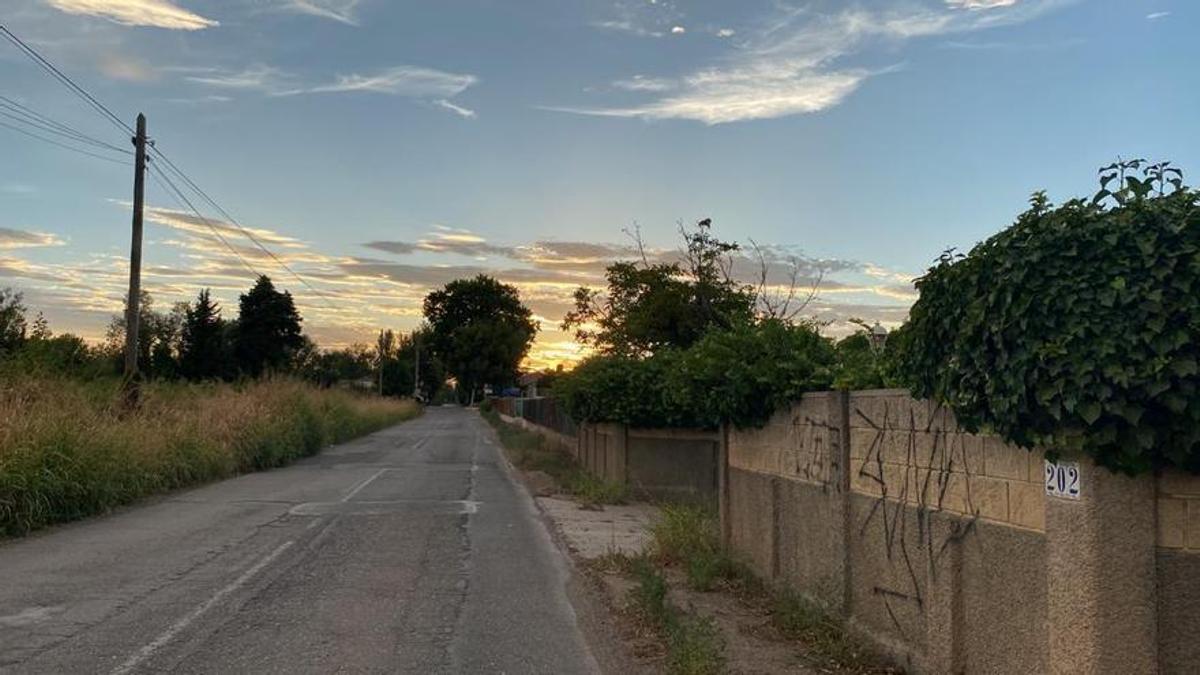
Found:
[559,320,835,429]
[897,177,1200,474]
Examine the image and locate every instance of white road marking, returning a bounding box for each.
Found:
[110,540,294,675]
[340,468,388,503]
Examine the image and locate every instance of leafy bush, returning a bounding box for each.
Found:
[557,350,701,427]
[559,321,835,429]
[897,175,1200,474]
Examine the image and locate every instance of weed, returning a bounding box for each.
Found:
[666,614,726,675]
[0,376,420,537]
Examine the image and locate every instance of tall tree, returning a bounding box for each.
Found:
[0,288,27,357]
[179,289,227,380]
[104,291,182,379]
[423,276,536,404]
[233,276,304,377]
[562,219,755,356]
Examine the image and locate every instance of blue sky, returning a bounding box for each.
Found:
[1,0,1196,365]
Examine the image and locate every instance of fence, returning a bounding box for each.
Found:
[722,389,1198,674]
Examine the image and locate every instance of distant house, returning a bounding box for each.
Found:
[519,372,543,398]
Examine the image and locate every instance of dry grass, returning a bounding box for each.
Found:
[0,376,420,536]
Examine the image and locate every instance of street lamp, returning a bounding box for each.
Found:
[869,322,888,351]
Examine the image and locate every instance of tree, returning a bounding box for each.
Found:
[233,276,304,377]
[179,289,227,380]
[104,291,182,379]
[0,288,27,357]
[562,219,755,356]
[423,275,536,404]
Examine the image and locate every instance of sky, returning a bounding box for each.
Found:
[1,0,1196,368]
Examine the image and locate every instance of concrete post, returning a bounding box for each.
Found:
[719,423,731,548]
[1044,455,1158,674]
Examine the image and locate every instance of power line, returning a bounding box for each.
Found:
[0,95,131,154]
[1,23,339,312]
[0,24,132,135]
[147,162,265,281]
[0,118,128,165]
[149,146,342,312]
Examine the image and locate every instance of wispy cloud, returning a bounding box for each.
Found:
[185,63,478,115]
[0,227,64,250]
[284,66,476,98]
[1147,11,1171,20]
[44,0,218,30]
[278,0,361,25]
[555,1,1074,124]
[612,75,676,92]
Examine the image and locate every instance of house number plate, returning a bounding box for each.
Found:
[1044,459,1081,500]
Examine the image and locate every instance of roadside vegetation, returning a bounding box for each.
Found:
[0,376,419,537]
[610,505,894,674]
[479,401,628,507]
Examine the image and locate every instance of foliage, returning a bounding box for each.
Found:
[479,405,628,505]
[233,276,304,377]
[896,164,1200,474]
[562,219,755,356]
[559,320,835,429]
[0,288,27,356]
[0,377,420,536]
[179,289,228,380]
[103,291,187,380]
[667,319,835,428]
[424,275,537,402]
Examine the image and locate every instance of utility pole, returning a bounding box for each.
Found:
[378,329,385,397]
[122,113,147,406]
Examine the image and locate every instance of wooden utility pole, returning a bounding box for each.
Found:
[122,113,147,405]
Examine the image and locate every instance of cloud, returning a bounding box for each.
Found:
[278,0,361,25]
[44,0,218,30]
[186,63,478,115]
[554,1,1072,124]
[716,28,735,38]
[612,75,676,92]
[591,0,683,39]
[435,99,477,118]
[670,26,686,35]
[0,227,65,250]
[1147,12,1171,20]
[281,66,477,98]
[945,0,1020,9]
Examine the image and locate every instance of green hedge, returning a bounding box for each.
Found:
[559,320,836,429]
[896,187,1200,474]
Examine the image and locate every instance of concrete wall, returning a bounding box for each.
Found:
[501,408,720,502]
[724,389,1193,674]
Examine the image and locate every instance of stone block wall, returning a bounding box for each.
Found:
[723,389,1190,674]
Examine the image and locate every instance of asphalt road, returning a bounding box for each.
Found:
[0,406,600,674]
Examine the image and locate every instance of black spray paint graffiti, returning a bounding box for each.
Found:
[854,398,980,641]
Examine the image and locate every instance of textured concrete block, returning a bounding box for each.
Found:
[1160,470,1200,497]
[972,476,1010,522]
[984,438,1029,480]
[1009,481,1046,532]
[850,427,875,461]
[1187,501,1200,551]
[1158,497,1186,549]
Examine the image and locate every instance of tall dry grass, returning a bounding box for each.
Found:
[0,376,420,537]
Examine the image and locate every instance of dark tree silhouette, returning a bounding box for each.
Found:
[423,275,536,404]
[233,276,304,377]
[179,289,227,380]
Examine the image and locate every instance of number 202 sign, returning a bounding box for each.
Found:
[1044,459,1081,500]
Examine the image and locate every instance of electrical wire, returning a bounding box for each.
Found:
[0,95,131,154]
[148,162,264,280]
[2,22,338,312]
[0,118,128,165]
[0,24,133,135]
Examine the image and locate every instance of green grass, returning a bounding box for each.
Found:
[645,503,892,673]
[0,376,421,537]
[628,557,727,675]
[480,407,628,506]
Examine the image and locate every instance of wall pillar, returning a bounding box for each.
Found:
[719,423,731,548]
[1045,455,1157,674]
